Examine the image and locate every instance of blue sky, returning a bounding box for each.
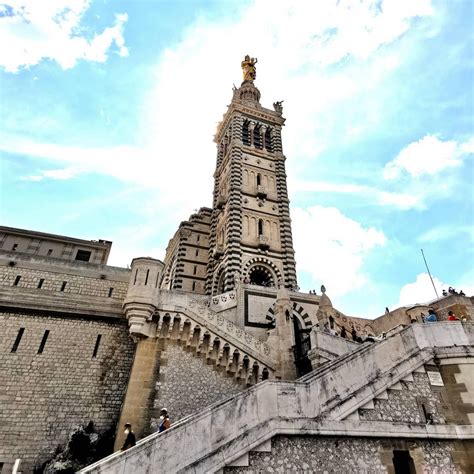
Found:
[0,0,472,317]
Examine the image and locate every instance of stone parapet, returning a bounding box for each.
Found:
[157,290,274,371]
[0,286,125,320]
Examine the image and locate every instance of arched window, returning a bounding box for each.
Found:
[265,128,272,152]
[256,173,261,186]
[217,271,226,294]
[258,219,264,236]
[248,266,273,287]
[242,121,250,146]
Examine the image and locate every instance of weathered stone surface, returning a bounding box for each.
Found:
[359,373,445,424]
[224,436,463,473]
[152,340,243,427]
[0,312,134,472]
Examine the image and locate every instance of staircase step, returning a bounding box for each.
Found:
[226,452,249,467]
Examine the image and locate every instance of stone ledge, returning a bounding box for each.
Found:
[0,286,125,320]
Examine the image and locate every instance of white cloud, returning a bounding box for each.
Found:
[21,167,79,181]
[396,272,474,307]
[292,205,386,297]
[383,135,470,180]
[292,178,426,210]
[396,272,444,306]
[0,0,128,72]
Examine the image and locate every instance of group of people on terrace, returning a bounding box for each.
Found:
[442,287,466,296]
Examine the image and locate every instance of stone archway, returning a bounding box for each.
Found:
[243,257,282,287]
[212,264,226,295]
[265,301,312,329]
[248,264,274,287]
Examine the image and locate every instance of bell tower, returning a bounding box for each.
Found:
[206,56,297,294]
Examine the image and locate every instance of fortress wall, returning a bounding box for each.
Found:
[0,253,130,300]
[0,311,134,472]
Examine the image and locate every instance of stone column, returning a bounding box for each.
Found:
[113,336,162,451]
[266,286,296,380]
[261,125,267,150]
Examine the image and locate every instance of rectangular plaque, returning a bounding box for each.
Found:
[427,371,444,386]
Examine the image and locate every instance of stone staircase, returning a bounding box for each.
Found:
[81,322,474,473]
[80,322,474,473]
[153,290,275,384]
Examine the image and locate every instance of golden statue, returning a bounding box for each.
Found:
[241,55,258,82]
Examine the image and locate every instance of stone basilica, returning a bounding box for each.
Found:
[0,58,473,473]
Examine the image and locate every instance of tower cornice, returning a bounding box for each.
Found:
[214,101,285,144]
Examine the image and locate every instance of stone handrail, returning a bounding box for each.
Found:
[80,322,473,473]
[156,290,274,370]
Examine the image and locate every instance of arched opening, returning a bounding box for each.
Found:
[293,315,312,377]
[248,266,274,287]
[256,173,261,186]
[265,128,272,151]
[217,271,226,294]
[258,219,264,236]
[242,120,250,146]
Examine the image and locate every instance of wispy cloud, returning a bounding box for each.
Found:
[0,1,128,73]
[418,224,474,243]
[383,134,472,180]
[291,178,425,210]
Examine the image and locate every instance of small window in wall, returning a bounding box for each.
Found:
[197,234,200,242]
[11,328,25,353]
[392,450,416,474]
[13,275,21,286]
[37,330,50,354]
[108,287,114,297]
[195,249,199,257]
[193,265,197,275]
[60,281,67,291]
[192,281,196,291]
[37,278,45,289]
[47,249,53,256]
[12,243,18,251]
[92,334,102,358]
[145,269,150,285]
[75,249,91,262]
[258,219,264,236]
[256,173,261,186]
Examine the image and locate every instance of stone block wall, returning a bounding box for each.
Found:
[0,312,134,472]
[0,263,128,300]
[439,363,474,425]
[151,340,243,430]
[225,436,472,473]
[359,372,445,424]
